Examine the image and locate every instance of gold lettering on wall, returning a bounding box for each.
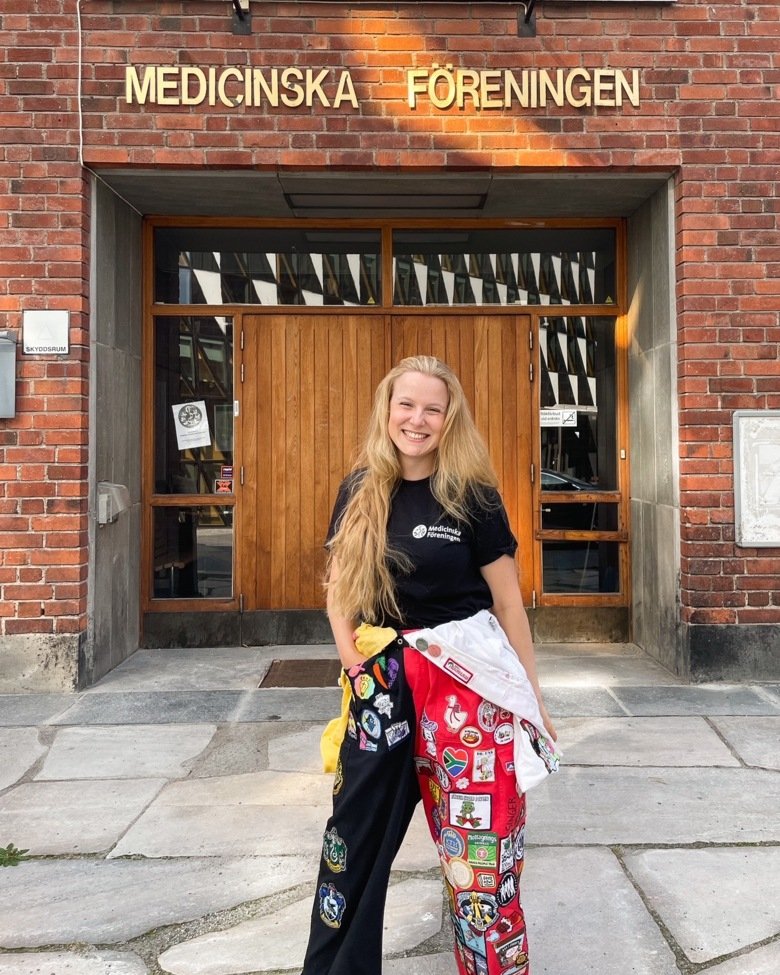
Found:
[124,65,640,111]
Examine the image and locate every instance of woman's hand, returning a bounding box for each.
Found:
[536,696,558,742]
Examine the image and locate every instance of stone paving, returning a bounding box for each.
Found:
[0,642,778,975]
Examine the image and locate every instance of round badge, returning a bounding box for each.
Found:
[446,857,475,889]
[415,637,429,652]
[460,725,483,747]
[427,642,442,657]
[433,761,452,792]
[440,827,466,859]
[477,700,499,733]
[494,722,514,745]
[360,709,382,739]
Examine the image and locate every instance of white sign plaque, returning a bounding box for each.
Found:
[733,410,780,548]
[540,408,577,428]
[22,310,69,355]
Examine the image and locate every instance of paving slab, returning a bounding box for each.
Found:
[710,716,780,770]
[267,726,324,774]
[537,687,627,717]
[0,779,165,855]
[383,955,456,975]
[0,694,76,727]
[0,728,47,791]
[522,847,680,975]
[0,951,148,974]
[156,877,442,975]
[554,716,739,767]
[539,653,681,687]
[86,648,272,692]
[110,800,327,859]
[0,857,313,948]
[391,803,441,872]
[229,688,342,723]
[623,847,780,963]
[49,692,244,726]
[189,723,271,778]
[700,941,780,975]
[527,767,780,845]
[36,725,217,780]
[612,685,777,716]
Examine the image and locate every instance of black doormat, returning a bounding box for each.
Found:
[259,658,343,688]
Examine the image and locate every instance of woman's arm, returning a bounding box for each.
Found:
[480,554,557,741]
[326,556,366,670]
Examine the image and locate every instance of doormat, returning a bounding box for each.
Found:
[259,658,343,688]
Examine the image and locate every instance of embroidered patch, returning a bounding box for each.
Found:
[322,826,347,874]
[433,761,452,792]
[496,870,518,907]
[494,722,514,745]
[354,674,375,699]
[385,719,410,748]
[346,712,357,739]
[441,827,466,859]
[358,728,377,751]
[450,792,491,830]
[318,882,346,928]
[443,746,469,779]
[333,757,344,797]
[445,856,475,889]
[443,657,474,684]
[474,748,496,782]
[456,890,500,932]
[360,708,382,739]
[477,700,499,733]
[444,695,468,732]
[467,831,498,868]
[475,870,498,890]
[499,835,515,873]
[373,691,393,717]
[385,657,399,687]
[421,711,439,758]
[460,726,483,747]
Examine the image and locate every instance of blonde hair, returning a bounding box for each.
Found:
[327,355,498,623]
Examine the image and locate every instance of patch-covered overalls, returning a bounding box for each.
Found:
[302,611,559,975]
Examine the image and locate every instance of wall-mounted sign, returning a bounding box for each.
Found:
[540,409,577,427]
[125,64,640,111]
[733,410,780,548]
[22,310,69,355]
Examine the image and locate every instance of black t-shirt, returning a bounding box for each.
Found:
[326,473,518,629]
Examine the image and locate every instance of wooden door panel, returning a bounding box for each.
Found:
[241,315,390,609]
[240,313,532,610]
[392,315,533,601]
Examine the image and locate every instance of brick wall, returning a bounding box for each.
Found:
[0,2,89,641]
[1,0,778,637]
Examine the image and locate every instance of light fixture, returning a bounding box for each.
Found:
[232,0,251,36]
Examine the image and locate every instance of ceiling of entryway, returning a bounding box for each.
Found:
[93,168,672,218]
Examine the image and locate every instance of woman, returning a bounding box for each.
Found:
[303,356,558,975]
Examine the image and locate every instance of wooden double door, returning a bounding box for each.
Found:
[238,313,533,610]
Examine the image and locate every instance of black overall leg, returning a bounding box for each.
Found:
[302,637,420,975]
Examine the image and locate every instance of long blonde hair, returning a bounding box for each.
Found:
[327,355,499,623]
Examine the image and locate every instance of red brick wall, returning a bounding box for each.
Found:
[1,0,778,636]
[0,2,89,640]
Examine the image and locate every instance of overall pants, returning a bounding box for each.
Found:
[303,624,542,975]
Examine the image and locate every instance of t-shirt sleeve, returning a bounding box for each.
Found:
[325,471,364,547]
[471,488,518,566]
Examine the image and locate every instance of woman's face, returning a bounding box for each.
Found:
[388,371,449,478]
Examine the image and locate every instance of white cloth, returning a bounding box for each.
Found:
[406,609,561,793]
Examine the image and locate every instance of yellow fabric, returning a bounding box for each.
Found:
[320,624,398,772]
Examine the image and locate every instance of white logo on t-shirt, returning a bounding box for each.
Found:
[412,524,427,538]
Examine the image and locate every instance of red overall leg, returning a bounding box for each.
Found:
[404,648,529,975]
